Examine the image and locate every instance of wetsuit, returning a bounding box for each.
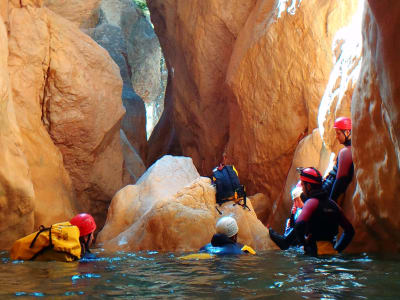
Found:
[269,189,354,256]
[330,141,353,202]
[200,234,246,255]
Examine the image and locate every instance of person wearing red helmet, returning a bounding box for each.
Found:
[70,213,97,259]
[323,117,354,203]
[269,167,354,256]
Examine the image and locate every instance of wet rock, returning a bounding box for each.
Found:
[0,16,35,249]
[97,155,273,251]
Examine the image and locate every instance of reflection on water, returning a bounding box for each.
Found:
[1,249,400,299]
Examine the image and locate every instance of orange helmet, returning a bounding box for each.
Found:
[70,213,96,237]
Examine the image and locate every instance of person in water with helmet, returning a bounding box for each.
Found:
[199,216,256,255]
[11,213,97,262]
[322,117,354,203]
[269,167,354,256]
[268,181,304,248]
[69,213,97,260]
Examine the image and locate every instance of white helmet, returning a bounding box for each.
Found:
[216,216,238,237]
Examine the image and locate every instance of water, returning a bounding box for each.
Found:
[1,249,400,299]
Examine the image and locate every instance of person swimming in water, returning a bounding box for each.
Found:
[199,216,255,255]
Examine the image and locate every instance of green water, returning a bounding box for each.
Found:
[1,249,399,299]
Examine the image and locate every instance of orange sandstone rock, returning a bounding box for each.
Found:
[7,6,125,229]
[349,0,400,252]
[43,0,101,29]
[0,16,35,249]
[98,155,273,251]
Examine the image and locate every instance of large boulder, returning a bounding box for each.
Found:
[97,155,273,251]
[0,16,35,249]
[349,0,400,252]
[7,5,125,229]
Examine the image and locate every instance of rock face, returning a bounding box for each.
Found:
[0,16,35,249]
[97,155,273,252]
[349,0,400,252]
[148,0,359,210]
[5,2,126,231]
[269,0,364,231]
[43,0,101,29]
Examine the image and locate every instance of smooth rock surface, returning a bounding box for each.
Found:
[349,0,400,252]
[98,155,273,251]
[43,0,101,28]
[0,16,35,249]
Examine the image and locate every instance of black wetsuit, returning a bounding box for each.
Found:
[269,189,354,256]
[199,234,245,255]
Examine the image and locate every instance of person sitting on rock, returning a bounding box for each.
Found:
[211,153,249,212]
[322,117,354,204]
[269,167,354,256]
[199,216,256,255]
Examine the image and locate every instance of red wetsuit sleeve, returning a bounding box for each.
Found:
[296,198,319,223]
[336,147,353,179]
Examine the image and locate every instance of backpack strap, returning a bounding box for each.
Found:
[29,225,54,261]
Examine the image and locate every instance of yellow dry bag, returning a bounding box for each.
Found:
[10,222,81,262]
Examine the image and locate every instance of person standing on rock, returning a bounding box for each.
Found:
[199,216,256,255]
[322,117,354,204]
[269,167,354,256]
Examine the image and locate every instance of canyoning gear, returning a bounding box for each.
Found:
[322,165,338,195]
[269,187,354,256]
[216,216,238,238]
[178,253,214,260]
[297,167,323,184]
[199,233,256,255]
[330,145,354,203]
[10,222,81,262]
[333,117,352,130]
[212,165,250,210]
[295,188,354,255]
[70,213,97,237]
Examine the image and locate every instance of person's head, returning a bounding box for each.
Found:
[216,216,238,242]
[333,117,352,145]
[70,213,97,253]
[297,167,323,197]
[291,181,304,208]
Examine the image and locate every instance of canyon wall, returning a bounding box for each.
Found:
[0,0,127,246]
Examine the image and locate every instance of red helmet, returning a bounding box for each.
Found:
[297,167,322,184]
[333,117,352,130]
[70,213,96,237]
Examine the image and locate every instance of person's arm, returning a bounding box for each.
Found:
[334,208,355,252]
[330,148,353,201]
[294,198,319,244]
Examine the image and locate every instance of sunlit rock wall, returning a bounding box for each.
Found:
[269,1,364,230]
[5,1,125,232]
[98,155,273,252]
[0,16,35,249]
[349,0,400,252]
[148,0,360,222]
[147,0,257,170]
